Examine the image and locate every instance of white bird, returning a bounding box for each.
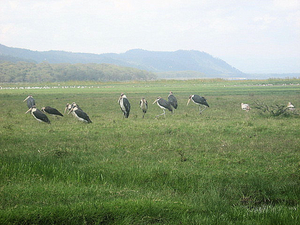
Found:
[287,102,295,111]
[241,103,251,112]
[139,98,148,118]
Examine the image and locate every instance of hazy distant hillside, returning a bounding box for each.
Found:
[0,44,244,78]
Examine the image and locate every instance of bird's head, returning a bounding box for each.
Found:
[41,107,46,112]
[23,95,32,102]
[153,97,161,104]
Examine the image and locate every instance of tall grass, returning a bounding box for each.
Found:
[0,79,299,224]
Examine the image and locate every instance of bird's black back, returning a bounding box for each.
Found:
[33,109,50,124]
[193,95,209,107]
[27,97,35,108]
[159,98,173,112]
[168,95,178,109]
[122,98,131,118]
[44,106,63,116]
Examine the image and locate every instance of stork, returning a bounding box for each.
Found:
[41,106,64,117]
[241,103,251,112]
[187,95,209,114]
[139,98,148,118]
[69,105,92,123]
[25,106,50,124]
[23,95,36,108]
[65,102,82,114]
[118,93,131,118]
[168,91,178,110]
[287,102,295,111]
[153,97,173,117]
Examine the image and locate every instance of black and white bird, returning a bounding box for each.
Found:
[187,95,209,114]
[153,97,173,117]
[41,106,64,117]
[118,93,131,118]
[23,95,36,108]
[168,91,178,110]
[69,105,92,123]
[139,98,148,118]
[64,102,82,114]
[25,106,50,124]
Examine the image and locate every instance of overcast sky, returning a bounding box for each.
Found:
[1,0,299,73]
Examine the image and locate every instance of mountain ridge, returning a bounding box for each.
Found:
[0,44,244,77]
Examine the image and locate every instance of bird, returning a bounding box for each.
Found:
[118,93,131,118]
[187,95,209,114]
[25,106,50,124]
[168,91,178,110]
[23,95,36,108]
[139,98,148,118]
[287,102,295,111]
[64,102,82,114]
[41,106,64,117]
[153,97,173,117]
[69,105,92,123]
[241,103,251,112]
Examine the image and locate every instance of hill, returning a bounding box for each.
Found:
[0,44,244,78]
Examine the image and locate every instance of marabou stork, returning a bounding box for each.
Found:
[168,91,178,110]
[41,106,64,117]
[241,103,251,112]
[153,97,173,117]
[23,95,36,108]
[118,93,131,118]
[139,98,148,118]
[25,106,50,124]
[187,95,209,114]
[65,102,82,114]
[69,105,92,123]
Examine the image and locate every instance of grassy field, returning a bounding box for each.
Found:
[1,79,300,224]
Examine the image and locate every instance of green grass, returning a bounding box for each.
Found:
[0,79,299,224]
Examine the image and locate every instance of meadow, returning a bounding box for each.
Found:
[0,79,300,224]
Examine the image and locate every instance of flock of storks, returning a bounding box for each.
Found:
[23,92,210,124]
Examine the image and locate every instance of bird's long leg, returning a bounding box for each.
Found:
[156,109,166,118]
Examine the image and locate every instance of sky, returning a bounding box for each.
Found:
[1,0,299,73]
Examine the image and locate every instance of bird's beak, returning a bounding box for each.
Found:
[153,99,158,104]
[23,96,29,102]
[25,108,31,114]
[187,98,191,106]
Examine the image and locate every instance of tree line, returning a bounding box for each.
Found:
[0,61,157,83]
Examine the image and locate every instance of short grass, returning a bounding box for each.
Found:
[1,79,300,224]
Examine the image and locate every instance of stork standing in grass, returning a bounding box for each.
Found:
[25,106,50,124]
[241,103,251,112]
[65,102,82,114]
[23,95,36,108]
[118,93,131,118]
[287,102,295,111]
[187,95,209,114]
[168,91,178,110]
[69,105,92,123]
[41,106,64,117]
[153,97,173,117]
[139,98,148,118]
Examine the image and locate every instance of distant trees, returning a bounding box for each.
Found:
[0,61,156,83]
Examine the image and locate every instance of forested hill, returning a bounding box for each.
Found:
[0,44,244,77]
